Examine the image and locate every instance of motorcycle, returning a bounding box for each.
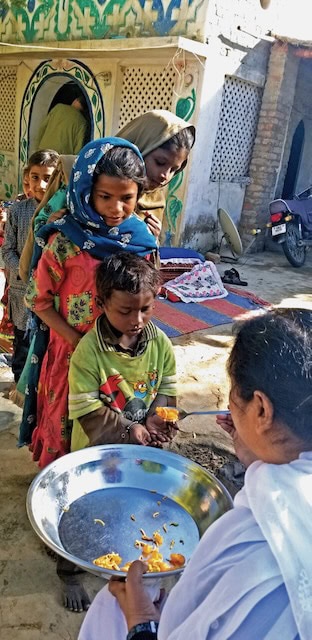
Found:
[269,186,312,267]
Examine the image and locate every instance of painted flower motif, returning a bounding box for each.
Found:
[82,240,95,250]
[84,148,96,158]
[73,171,82,182]
[87,163,96,175]
[100,143,113,154]
[108,227,119,236]
[118,233,132,246]
[35,237,46,248]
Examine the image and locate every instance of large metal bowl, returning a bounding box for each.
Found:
[27,445,233,581]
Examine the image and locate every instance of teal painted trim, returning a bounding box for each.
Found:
[164,89,197,238]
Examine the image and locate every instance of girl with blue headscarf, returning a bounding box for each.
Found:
[23,137,157,470]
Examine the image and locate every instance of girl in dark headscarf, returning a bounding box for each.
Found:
[23,137,157,470]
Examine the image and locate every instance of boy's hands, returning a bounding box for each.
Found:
[129,424,152,446]
[145,414,175,447]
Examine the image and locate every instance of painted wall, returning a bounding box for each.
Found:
[0,64,18,200]
[0,50,198,233]
[0,0,279,252]
[179,34,270,253]
[0,0,209,43]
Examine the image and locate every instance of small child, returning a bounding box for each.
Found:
[61,252,177,612]
[16,166,33,201]
[24,137,158,469]
[2,149,59,381]
[69,252,177,451]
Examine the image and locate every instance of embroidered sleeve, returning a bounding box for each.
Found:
[25,232,76,312]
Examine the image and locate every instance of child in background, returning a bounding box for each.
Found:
[70,252,177,452]
[18,156,76,448]
[16,166,33,201]
[2,150,59,382]
[0,167,33,377]
[24,137,158,469]
[61,252,176,613]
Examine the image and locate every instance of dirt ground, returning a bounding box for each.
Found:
[1,249,312,639]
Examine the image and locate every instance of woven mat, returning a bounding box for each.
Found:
[153,287,269,338]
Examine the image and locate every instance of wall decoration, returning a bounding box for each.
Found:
[0,152,15,200]
[176,88,196,122]
[19,58,104,182]
[0,0,207,43]
[164,87,197,244]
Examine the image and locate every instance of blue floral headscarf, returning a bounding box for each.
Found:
[34,137,157,261]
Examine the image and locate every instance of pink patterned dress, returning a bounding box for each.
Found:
[25,232,101,468]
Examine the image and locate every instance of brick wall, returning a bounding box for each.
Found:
[239,42,299,249]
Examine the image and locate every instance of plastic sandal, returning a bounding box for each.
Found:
[221,268,248,286]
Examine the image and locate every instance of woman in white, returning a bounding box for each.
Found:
[79,307,312,640]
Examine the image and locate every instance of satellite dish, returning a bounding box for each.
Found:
[218,208,243,257]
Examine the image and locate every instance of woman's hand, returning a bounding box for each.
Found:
[216,413,257,468]
[109,561,160,631]
[144,213,162,239]
[216,413,236,438]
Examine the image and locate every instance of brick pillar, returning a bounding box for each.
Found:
[239,42,299,250]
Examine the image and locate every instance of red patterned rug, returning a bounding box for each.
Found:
[153,288,269,337]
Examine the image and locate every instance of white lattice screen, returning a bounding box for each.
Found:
[210,75,263,181]
[118,66,176,129]
[0,66,17,152]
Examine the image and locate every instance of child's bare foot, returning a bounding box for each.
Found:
[57,555,91,612]
[60,575,91,612]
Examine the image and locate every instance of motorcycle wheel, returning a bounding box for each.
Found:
[282,221,306,267]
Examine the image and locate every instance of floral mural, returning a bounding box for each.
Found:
[0,0,207,43]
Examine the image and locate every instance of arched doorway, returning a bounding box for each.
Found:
[19,59,105,182]
[282,120,305,198]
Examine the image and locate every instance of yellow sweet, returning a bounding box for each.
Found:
[155,407,179,422]
[93,552,122,570]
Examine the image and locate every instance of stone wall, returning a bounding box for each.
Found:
[239,42,299,249]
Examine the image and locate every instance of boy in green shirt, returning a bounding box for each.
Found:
[61,253,177,613]
[69,252,177,450]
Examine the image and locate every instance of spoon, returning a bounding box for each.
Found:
[177,409,230,421]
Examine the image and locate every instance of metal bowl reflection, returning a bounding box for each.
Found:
[27,445,233,581]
